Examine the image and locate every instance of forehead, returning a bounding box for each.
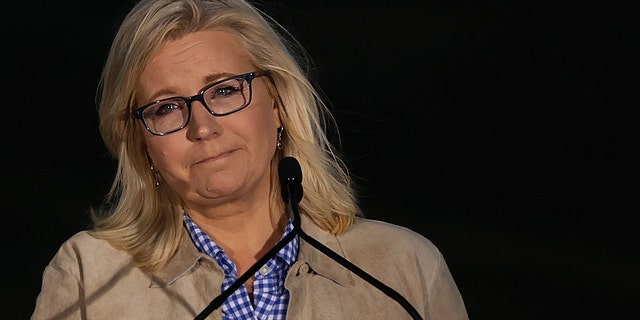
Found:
[137,30,254,99]
[165,30,245,58]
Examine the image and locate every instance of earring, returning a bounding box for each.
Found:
[150,163,160,188]
[277,126,284,150]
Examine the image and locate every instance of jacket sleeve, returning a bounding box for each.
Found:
[31,239,85,320]
[425,250,469,320]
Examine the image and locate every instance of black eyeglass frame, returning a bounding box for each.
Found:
[132,70,267,136]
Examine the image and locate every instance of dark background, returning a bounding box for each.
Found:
[3,0,637,318]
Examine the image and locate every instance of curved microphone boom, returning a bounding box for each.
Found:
[276,157,423,320]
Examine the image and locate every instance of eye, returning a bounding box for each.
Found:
[214,84,242,97]
[158,103,180,115]
[148,101,185,117]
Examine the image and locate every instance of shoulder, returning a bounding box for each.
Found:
[48,231,133,273]
[330,218,457,297]
[55,230,120,255]
[339,220,469,318]
[345,217,439,250]
[336,217,443,265]
[348,217,429,238]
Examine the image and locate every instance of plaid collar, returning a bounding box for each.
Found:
[182,211,299,275]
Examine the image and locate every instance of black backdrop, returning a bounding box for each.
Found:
[4,1,637,318]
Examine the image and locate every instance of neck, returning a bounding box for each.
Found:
[186,200,287,275]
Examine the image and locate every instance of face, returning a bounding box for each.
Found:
[136,30,280,211]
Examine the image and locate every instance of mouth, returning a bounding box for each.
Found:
[193,148,239,166]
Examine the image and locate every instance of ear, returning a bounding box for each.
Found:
[272,100,282,128]
[145,150,155,167]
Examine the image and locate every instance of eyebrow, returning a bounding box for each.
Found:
[146,71,236,102]
[203,72,235,85]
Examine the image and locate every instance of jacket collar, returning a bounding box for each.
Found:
[150,214,353,287]
[150,229,218,287]
[295,214,354,287]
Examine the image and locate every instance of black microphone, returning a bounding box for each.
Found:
[278,156,303,205]
[278,156,303,230]
[276,157,423,320]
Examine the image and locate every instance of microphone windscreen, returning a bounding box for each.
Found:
[278,156,302,184]
[278,156,303,203]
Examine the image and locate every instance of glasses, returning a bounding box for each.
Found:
[132,71,266,135]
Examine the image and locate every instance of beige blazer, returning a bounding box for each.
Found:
[32,215,468,319]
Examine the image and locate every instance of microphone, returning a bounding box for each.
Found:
[278,156,303,230]
[278,156,303,206]
[276,157,423,320]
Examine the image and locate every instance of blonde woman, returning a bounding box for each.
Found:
[32,0,468,319]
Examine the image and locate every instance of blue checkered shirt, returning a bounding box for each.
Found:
[184,212,298,319]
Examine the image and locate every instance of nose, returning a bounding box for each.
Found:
[185,101,223,141]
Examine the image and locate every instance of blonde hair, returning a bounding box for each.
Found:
[92,0,361,271]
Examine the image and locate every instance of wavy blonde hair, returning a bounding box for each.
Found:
[92,0,362,271]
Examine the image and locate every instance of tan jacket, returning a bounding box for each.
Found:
[32,216,468,320]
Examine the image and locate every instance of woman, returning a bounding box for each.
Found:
[32,0,468,319]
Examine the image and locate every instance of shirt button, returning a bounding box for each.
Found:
[299,264,309,274]
[259,265,271,275]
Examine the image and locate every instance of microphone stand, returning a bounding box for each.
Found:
[195,157,423,320]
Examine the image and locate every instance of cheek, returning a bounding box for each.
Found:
[248,105,279,145]
[250,88,279,134]
[144,135,186,171]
